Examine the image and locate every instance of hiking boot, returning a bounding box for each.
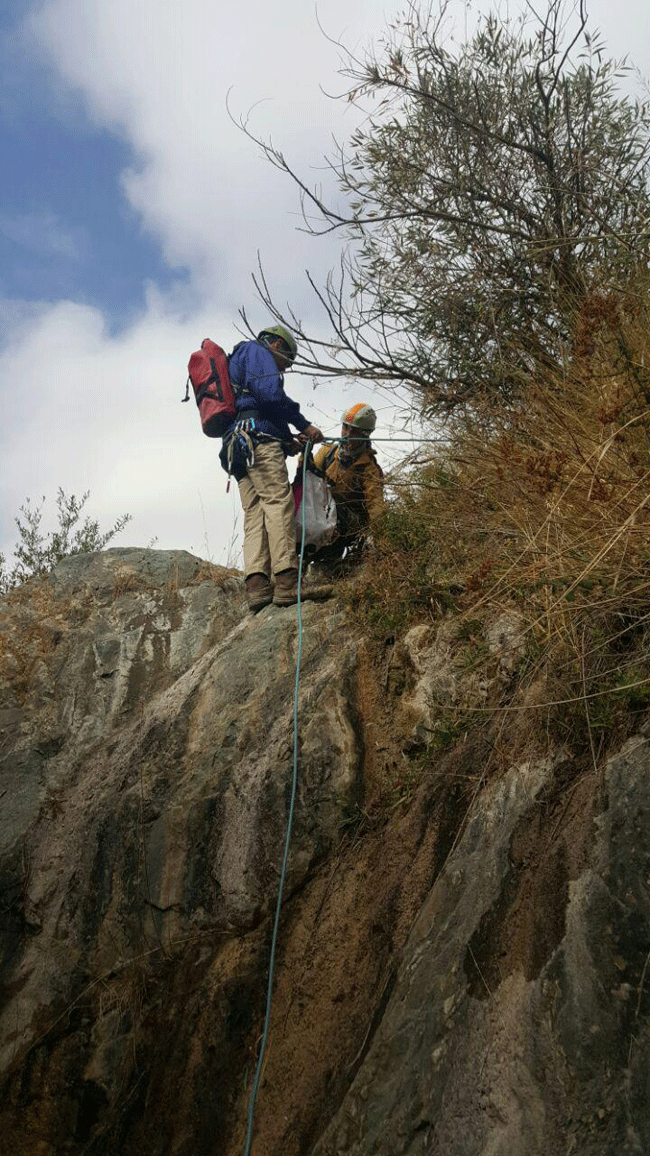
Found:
[301,583,334,601]
[306,561,339,585]
[273,568,299,606]
[245,573,273,612]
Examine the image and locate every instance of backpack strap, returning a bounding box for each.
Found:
[324,444,338,472]
[195,356,227,405]
[228,343,255,404]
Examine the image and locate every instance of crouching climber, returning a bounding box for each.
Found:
[310,403,384,570]
[220,323,323,612]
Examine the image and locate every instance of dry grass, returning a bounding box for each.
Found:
[352,288,650,760]
[0,582,65,703]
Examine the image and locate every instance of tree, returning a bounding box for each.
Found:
[243,0,650,415]
[0,489,131,593]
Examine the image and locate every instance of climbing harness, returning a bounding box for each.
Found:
[224,418,258,491]
[243,442,312,1156]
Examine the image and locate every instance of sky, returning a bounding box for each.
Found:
[1,0,649,571]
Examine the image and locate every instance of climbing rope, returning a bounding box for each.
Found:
[243,441,312,1156]
[251,431,443,447]
[242,432,437,1152]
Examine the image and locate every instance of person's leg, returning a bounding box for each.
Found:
[245,441,298,576]
[312,537,346,565]
[308,534,351,582]
[238,473,272,578]
[238,473,274,610]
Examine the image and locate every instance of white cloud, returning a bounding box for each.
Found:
[0,209,88,261]
[26,0,384,299]
[23,0,650,310]
[0,1,398,566]
[0,0,411,568]
[0,296,227,559]
[0,292,383,567]
[3,0,649,571]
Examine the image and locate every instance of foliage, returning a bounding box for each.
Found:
[350,283,650,760]
[245,0,650,416]
[0,489,131,594]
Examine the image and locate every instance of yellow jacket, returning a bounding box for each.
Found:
[313,442,384,528]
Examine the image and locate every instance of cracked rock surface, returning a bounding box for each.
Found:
[312,734,650,1156]
[0,550,364,1150]
[1,549,649,1155]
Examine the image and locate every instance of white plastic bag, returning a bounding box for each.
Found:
[294,469,338,550]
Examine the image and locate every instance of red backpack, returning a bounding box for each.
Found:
[182,339,237,437]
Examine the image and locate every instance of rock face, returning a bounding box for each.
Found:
[1,549,649,1155]
[313,738,650,1156]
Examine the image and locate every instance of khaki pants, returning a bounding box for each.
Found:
[238,440,298,578]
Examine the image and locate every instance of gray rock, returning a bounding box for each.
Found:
[2,549,650,1156]
[485,608,527,675]
[312,737,650,1156]
[0,550,360,1078]
[395,619,488,749]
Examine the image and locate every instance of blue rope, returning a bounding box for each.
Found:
[261,434,441,444]
[241,432,421,1150]
[243,441,312,1156]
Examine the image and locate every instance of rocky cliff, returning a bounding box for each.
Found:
[1,549,649,1155]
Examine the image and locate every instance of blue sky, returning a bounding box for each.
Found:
[0,0,400,569]
[0,124,176,329]
[1,0,649,571]
[0,5,179,331]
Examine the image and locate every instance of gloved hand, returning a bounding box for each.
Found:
[299,424,324,445]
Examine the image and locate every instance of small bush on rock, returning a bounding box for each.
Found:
[0,489,131,594]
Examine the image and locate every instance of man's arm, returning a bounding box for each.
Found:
[240,344,317,434]
[312,444,332,472]
[363,461,385,520]
[298,424,323,444]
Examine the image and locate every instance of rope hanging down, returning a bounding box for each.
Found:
[243,432,434,1151]
[243,441,312,1156]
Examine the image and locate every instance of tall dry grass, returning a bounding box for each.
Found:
[354,288,650,759]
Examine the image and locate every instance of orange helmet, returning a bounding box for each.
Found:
[341,403,377,432]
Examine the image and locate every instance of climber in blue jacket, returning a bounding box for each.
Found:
[220,325,323,611]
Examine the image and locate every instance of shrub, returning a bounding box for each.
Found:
[0,489,131,594]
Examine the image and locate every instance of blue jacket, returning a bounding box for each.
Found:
[226,340,310,442]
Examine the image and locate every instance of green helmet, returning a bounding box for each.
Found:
[258,324,298,363]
